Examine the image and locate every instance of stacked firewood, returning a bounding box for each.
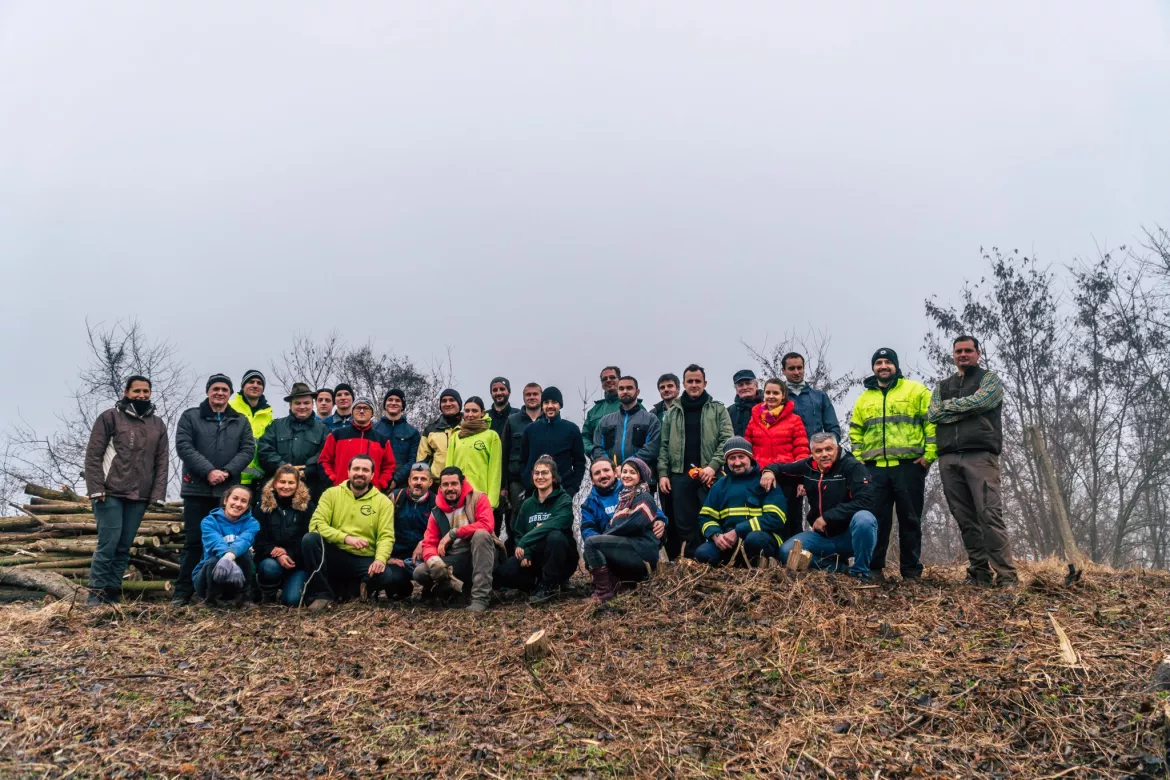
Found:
[0,483,182,596]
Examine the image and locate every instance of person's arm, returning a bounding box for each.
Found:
[201,516,228,560]
[590,421,608,461]
[517,493,573,548]
[257,424,284,473]
[304,423,327,467]
[821,391,841,440]
[319,434,338,484]
[848,402,865,453]
[420,512,441,560]
[569,431,587,494]
[150,423,170,502]
[376,442,396,491]
[175,411,215,481]
[520,428,533,492]
[416,430,433,466]
[706,406,734,471]
[253,510,275,560]
[83,410,113,498]
[791,416,811,460]
[374,500,395,563]
[581,408,597,456]
[222,422,256,480]
[579,496,602,540]
[635,414,661,463]
[735,485,787,538]
[455,492,497,539]
[486,433,503,503]
[938,371,1004,419]
[659,411,672,476]
[821,461,876,532]
[228,517,261,558]
[308,490,348,546]
[500,420,513,478]
[920,385,938,463]
[699,481,725,540]
[393,430,419,487]
[610,497,656,536]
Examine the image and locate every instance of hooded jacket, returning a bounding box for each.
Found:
[84,399,169,502]
[598,490,662,562]
[252,478,313,565]
[192,507,261,583]
[591,403,661,471]
[581,395,622,453]
[728,392,763,438]
[514,487,575,550]
[228,393,274,485]
[309,482,395,560]
[389,488,435,560]
[580,481,621,540]
[257,413,328,479]
[766,450,875,537]
[447,423,504,507]
[319,422,397,490]
[420,480,496,560]
[743,400,811,469]
[659,393,734,476]
[520,414,587,495]
[175,400,255,498]
[849,375,937,466]
[699,462,789,545]
[417,414,461,479]
[373,415,421,487]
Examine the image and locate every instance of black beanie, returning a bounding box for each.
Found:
[871,347,900,371]
[542,386,564,406]
[439,388,462,407]
[334,382,354,396]
[383,388,405,407]
[241,369,265,388]
[206,373,233,392]
[490,376,511,391]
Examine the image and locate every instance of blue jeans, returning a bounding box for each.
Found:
[256,557,309,606]
[780,511,878,577]
[694,530,780,566]
[89,497,149,591]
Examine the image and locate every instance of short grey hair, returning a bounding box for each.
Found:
[809,432,838,446]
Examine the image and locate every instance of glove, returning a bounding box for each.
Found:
[213,555,245,587]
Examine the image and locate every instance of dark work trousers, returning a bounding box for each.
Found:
[494,528,578,591]
[300,532,395,602]
[665,475,708,560]
[781,482,804,540]
[174,495,219,601]
[868,460,926,578]
[195,552,257,604]
[582,535,657,583]
[89,497,149,592]
[505,478,526,556]
[938,451,1018,584]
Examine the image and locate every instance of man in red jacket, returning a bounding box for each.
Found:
[413,466,503,613]
[318,397,396,491]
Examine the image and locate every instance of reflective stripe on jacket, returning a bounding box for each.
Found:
[848,376,936,466]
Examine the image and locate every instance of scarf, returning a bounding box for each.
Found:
[616,482,649,513]
[787,380,808,396]
[679,390,710,410]
[758,402,786,428]
[459,416,490,438]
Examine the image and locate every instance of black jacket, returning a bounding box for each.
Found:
[175,401,255,498]
[390,488,435,560]
[766,450,874,538]
[502,409,542,482]
[729,393,762,437]
[253,482,314,567]
[519,413,586,495]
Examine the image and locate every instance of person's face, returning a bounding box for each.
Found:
[600,369,619,393]
[348,459,373,489]
[873,358,897,382]
[617,379,638,406]
[125,380,151,401]
[523,386,542,409]
[735,379,758,399]
[683,371,706,397]
[384,396,404,418]
[619,463,641,488]
[590,460,615,490]
[242,378,264,401]
[763,383,785,408]
[953,340,980,369]
[291,397,314,419]
[352,404,373,425]
[223,487,251,519]
[439,475,462,503]
[532,463,553,490]
[316,393,333,417]
[782,358,805,384]
[207,382,231,407]
[463,402,483,422]
[658,380,678,403]
[727,451,752,475]
[440,396,460,416]
[811,439,839,469]
[408,470,432,497]
[274,472,299,498]
[542,399,561,419]
[335,390,353,413]
[490,382,510,406]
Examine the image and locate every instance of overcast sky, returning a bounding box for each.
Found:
[2,1,1168,429]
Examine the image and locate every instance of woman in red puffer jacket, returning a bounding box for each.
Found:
[744,378,810,539]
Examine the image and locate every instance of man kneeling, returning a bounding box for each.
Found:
[694,437,788,566]
[413,466,502,613]
[301,454,406,610]
[763,432,878,580]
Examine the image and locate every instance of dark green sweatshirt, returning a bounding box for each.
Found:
[514,487,574,549]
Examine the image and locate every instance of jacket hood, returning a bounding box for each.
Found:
[260,477,310,513]
[232,392,271,413]
[116,397,156,419]
[340,480,381,499]
[531,486,569,506]
[436,479,476,512]
[199,399,242,419]
[862,373,904,391]
[590,481,619,498]
[734,392,763,409]
[207,506,253,525]
[752,399,796,421]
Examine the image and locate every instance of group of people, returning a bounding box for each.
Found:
[79,335,1017,611]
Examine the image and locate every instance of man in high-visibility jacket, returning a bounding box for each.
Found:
[849,348,936,580]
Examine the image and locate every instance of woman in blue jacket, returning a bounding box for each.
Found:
[582,457,665,603]
[193,484,261,606]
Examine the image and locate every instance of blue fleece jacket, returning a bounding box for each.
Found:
[374,416,422,488]
[580,483,621,540]
[192,508,261,583]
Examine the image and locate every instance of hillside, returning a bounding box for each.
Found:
[1,561,1167,778]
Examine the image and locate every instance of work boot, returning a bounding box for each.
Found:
[169,594,191,607]
[85,592,106,607]
[589,566,617,604]
[529,584,563,605]
[103,587,121,604]
[308,598,332,613]
[466,600,488,614]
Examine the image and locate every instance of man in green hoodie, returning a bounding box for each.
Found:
[581,366,622,455]
[495,455,578,604]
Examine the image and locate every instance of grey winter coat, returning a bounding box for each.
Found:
[175,400,255,498]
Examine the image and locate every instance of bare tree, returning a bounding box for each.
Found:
[269,331,344,394]
[742,327,860,403]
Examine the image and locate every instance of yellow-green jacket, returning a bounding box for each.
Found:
[309,482,395,561]
[447,423,504,508]
[849,376,936,467]
[417,417,460,479]
[228,393,274,484]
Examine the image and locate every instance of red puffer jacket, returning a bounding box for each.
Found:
[744,400,810,468]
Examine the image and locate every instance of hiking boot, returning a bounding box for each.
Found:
[466,600,489,614]
[308,598,332,613]
[529,585,562,605]
[589,566,617,604]
[433,581,456,603]
[85,592,107,607]
[169,594,191,607]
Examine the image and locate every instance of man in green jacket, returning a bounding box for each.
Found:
[300,454,401,610]
[228,369,275,487]
[495,455,578,604]
[581,366,622,455]
[657,364,734,559]
[257,382,329,497]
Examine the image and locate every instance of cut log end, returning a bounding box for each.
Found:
[786,540,805,572]
[524,629,551,662]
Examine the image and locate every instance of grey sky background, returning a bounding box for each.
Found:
[2,1,1168,430]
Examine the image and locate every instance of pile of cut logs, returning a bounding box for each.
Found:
[0,483,182,600]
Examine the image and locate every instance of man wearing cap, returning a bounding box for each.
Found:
[581,366,623,456]
[324,383,355,432]
[314,388,334,423]
[319,396,397,491]
[728,369,763,437]
[520,387,587,497]
[694,437,788,566]
[849,347,936,581]
[228,369,274,488]
[257,382,329,496]
[172,373,256,605]
[417,389,462,480]
[373,389,420,491]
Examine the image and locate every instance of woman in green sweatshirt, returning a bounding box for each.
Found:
[446,396,504,509]
[494,456,578,603]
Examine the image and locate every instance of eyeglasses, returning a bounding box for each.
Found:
[532,470,553,477]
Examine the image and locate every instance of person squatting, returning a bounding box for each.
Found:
[81,337,1016,611]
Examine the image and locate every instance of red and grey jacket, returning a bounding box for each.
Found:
[319,423,397,491]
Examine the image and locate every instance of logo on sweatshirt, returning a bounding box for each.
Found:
[473,440,487,452]
[360,505,373,516]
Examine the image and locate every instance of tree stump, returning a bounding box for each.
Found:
[524,629,551,662]
[796,550,812,571]
[785,540,804,572]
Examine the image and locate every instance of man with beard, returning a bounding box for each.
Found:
[319,397,397,490]
[658,364,733,559]
[580,459,621,542]
[728,369,762,437]
[373,388,420,491]
[325,383,355,432]
[83,375,169,606]
[417,389,463,480]
[652,373,680,423]
[228,369,274,488]
[413,466,502,613]
[694,438,787,566]
[591,376,661,472]
[520,387,587,497]
[257,382,329,498]
[389,463,437,576]
[581,366,622,455]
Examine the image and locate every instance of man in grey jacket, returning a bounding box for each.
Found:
[171,373,255,605]
[591,376,661,474]
[83,375,169,606]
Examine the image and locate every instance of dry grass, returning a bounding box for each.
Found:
[1,560,1168,778]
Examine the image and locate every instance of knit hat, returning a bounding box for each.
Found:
[871,348,900,371]
[622,456,652,486]
[241,369,265,388]
[723,436,753,458]
[439,388,462,407]
[283,382,315,402]
[490,376,511,391]
[334,382,354,396]
[352,396,375,411]
[383,388,405,406]
[541,386,564,406]
[206,373,233,392]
